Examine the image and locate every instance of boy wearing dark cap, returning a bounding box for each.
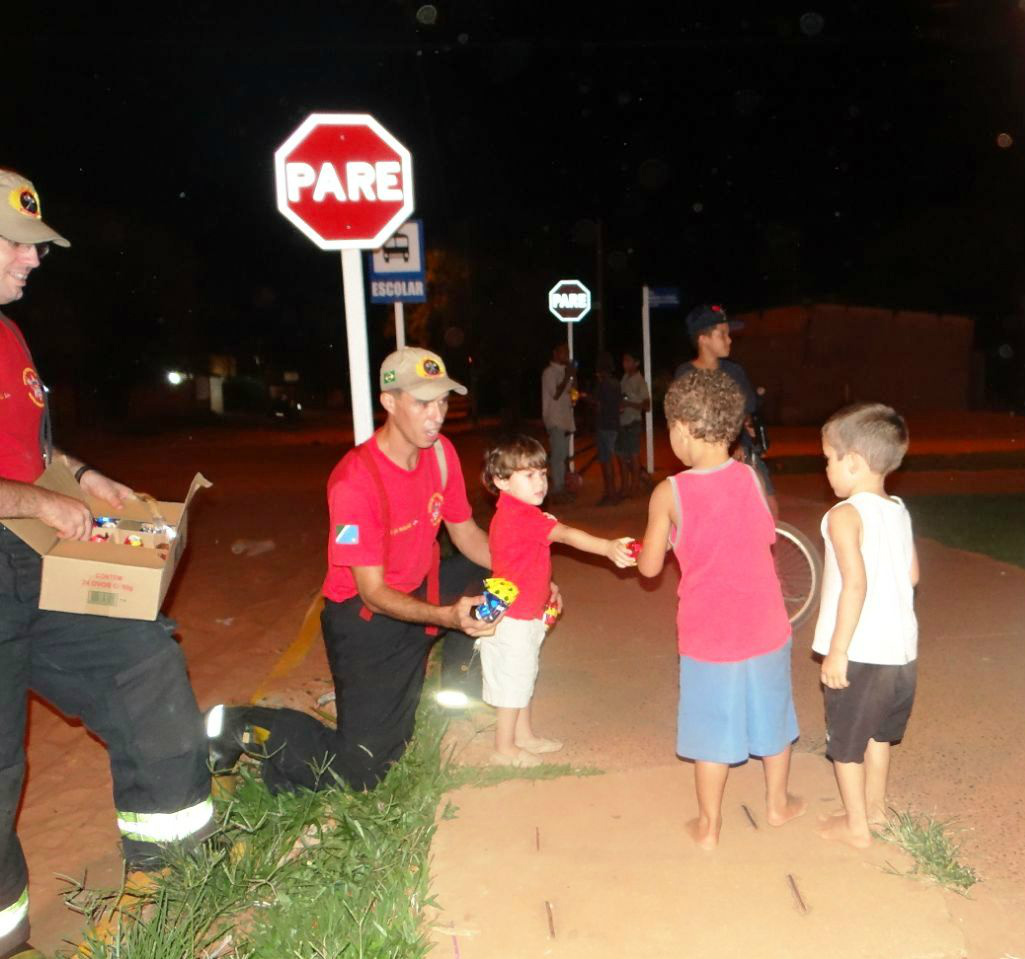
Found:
[675,304,778,518]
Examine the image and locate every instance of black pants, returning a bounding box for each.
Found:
[0,528,211,950]
[253,554,487,794]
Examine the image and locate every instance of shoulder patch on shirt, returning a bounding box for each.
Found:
[335,524,360,545]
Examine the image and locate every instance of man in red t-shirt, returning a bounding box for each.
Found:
[222,348,526,794]
[0,170,213,959]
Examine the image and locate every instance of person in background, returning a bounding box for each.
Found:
[675,304,778,519]
[616,348,650,498]
[593,351,622,506]
[541,343,576,504]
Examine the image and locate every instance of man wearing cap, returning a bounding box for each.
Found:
[215,347,520,794]
[0,170,214,959]
[675,303,778,517]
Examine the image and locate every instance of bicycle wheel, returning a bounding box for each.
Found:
[773,521,823,629]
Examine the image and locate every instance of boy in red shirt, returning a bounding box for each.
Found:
[481,436,636,767]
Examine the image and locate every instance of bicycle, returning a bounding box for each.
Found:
[773,521,823,629]
[745,409,823,629]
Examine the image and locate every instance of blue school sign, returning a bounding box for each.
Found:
[368,219,427,303]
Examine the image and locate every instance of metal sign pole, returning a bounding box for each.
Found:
[567,321,575,470]
[341,249,374,444]
[642,285,654,475]
[394,301,406,349]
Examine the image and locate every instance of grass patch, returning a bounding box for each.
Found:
[771,449,1025,475]
[906,493,1025,569]
[875,809,980,895]
[64,695,594,958]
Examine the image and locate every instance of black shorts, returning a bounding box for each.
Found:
[824,660,916,763]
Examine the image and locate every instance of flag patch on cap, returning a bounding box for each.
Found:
[335,524,360,545]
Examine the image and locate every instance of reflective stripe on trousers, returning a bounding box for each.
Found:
[117,796,214,843]
[0,886,28,938]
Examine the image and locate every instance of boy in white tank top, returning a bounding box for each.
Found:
[814,403,919,849]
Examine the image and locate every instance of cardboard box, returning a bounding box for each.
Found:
[2,462,210,620]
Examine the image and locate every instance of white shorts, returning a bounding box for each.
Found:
[479,616,547,708]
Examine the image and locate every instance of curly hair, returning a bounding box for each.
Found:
[663,369,745,445]
[482,434,548,495]
[822,402,909,475]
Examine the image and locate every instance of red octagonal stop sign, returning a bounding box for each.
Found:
[274,113,414,250]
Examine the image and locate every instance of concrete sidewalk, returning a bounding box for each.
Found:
[428,760,961,959]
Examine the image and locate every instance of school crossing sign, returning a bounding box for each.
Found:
[548,279,592,323]
[274,113,414,250]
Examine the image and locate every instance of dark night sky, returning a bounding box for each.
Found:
[6,1,1025,410]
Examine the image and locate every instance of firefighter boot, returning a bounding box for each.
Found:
[205,705,270,774]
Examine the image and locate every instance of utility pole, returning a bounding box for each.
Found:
[596,217,606,356]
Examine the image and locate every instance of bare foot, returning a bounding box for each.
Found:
[515,736,564,754]
[816,812,872,848]
[765,794,807,827]
[489,749,541,768]
[866,805,889,828]
[685,816,720,850]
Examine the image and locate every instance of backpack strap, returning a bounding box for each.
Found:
[423,441,447,637]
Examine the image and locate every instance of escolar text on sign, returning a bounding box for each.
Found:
[371,280,426,297]
[285,161,404,203]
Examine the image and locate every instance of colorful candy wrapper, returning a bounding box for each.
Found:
[627,539,643,559]
[472,577,519,623]
[542,604,561,630]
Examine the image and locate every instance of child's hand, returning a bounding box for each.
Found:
[607,537,637,568]
[820,652,850,690]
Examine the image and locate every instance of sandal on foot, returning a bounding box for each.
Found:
[516,737,564,754]
[489,750,541,768]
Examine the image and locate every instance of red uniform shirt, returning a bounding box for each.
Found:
[0,315,45,483]
[488,492,558,620]
[322,433,472,603]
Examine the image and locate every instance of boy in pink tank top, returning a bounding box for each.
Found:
[637,370,805,849]
[482,436,636,768]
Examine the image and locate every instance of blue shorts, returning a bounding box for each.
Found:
[596,429,618,464]
[677,638,799,764]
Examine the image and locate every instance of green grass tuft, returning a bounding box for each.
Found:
[875,808,980,895]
